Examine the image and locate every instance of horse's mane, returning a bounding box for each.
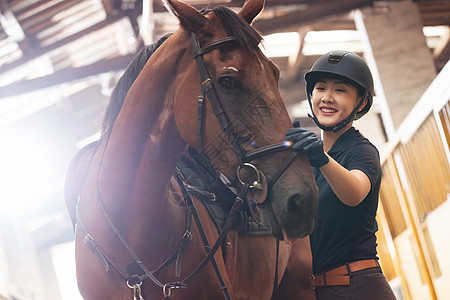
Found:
[101,6,262,137]
[101,34,170,137]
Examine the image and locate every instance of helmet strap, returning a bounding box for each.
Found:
[307,91,367,133]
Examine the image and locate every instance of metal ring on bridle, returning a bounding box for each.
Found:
[236,163,262,190]
[127,276,142,288]
[163,284,172,297]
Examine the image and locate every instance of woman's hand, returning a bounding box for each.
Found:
[286,128,329,168]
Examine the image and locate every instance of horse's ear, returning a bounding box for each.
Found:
[164,0,209,32]
[238,0,264,24]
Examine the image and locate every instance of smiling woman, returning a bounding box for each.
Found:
[286,50,396,300]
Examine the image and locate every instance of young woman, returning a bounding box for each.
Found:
[286,50,396,299]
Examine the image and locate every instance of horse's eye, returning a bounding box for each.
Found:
[218,76,240,90]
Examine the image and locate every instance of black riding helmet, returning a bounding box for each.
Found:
[304,50,374,132]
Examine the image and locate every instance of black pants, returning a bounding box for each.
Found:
[314,267,397,300]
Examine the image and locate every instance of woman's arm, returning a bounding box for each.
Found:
[319,153,371,207]
[286,127,371,206]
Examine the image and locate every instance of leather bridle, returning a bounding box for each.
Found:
[191,32,300,205]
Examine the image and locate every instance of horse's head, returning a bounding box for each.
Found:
[166,0,318,240]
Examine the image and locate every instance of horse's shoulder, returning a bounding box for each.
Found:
[65,141,98,184]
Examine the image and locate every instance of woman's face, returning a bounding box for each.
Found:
[311,77,363,128]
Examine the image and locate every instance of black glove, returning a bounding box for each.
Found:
[286,128,329,168]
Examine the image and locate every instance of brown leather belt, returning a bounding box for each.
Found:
[310,259,380,289]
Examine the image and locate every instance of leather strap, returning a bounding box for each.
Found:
[310,274,350,288]
[310,259,379,288]
[193,36,238,57]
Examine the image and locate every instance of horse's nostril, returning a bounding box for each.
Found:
[284,191,316,238]
[288,193,302,212]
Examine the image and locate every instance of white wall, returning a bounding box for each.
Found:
[395,230,432,300]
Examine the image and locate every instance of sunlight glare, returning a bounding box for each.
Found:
[0,131,60,214]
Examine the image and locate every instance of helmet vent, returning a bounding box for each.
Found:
[328,53,344,64]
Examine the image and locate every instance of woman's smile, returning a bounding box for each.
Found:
[319,105,338,116]
[311,78,359,127]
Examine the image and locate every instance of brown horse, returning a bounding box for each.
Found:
[65,0,317,299]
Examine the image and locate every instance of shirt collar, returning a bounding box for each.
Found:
[328,127,358,154]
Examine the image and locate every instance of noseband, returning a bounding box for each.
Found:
[191,32,299,204]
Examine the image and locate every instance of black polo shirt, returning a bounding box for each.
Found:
[310,127,381,274]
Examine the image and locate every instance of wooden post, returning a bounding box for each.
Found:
[377,195,412,300]
[392,154,438,300]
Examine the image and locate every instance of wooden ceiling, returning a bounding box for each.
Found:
[0,0,449,100]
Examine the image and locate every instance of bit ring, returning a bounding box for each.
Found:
[236,163,262,189]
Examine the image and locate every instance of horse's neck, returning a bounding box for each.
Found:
[96,32,190,224]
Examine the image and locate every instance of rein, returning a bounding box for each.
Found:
[75,137,242,300]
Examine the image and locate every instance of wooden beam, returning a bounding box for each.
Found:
[0,11,130,75]
[18,0,79,32]
[0,0,25,42]
[152,0,315,13]
[433,28,450,71]
[253,0,374,34]
[0,54,135,99]
[101,0,122,15]
[285,27,309,82]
